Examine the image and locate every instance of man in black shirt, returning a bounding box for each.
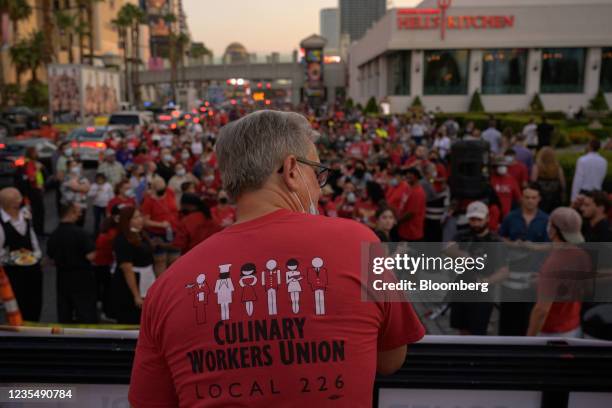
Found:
[537,117,554,149]
[449,201,509,335]
[47,202,97,323]
[580,190,612,242]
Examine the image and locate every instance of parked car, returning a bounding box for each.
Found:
[0,106,59,141]
[107,111,153,129]
[66,127,125,163]
[0,138,57,187]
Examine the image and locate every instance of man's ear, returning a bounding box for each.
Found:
[281,155,301,192]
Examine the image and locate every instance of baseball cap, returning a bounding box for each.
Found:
[466,201,489,220]
[549,207,584,244]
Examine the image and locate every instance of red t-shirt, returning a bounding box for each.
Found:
[106,196,137,215]
[491,174,522,217]
[538,247,592,334]
[94,227,119,266]
[173,212,223,254]
[141,190,180,235]
[385,181,411,214]
[129,209,425,408]
[211,205,237,228]
[508,162,529,188]
[398,184,426,241]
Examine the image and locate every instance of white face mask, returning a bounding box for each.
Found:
[176,169,186,176]
[497,166,508,175]
[163,154,173,163]
[295,165,318,215]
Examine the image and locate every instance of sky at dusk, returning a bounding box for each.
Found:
[182,0,421,60]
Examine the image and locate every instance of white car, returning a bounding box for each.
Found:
[66,127,124,163]
[107,111,153,130]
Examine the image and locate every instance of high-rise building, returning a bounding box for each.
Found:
[340,0,387,42]
[320,8,339,53]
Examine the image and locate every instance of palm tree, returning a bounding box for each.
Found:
[129,6,146,106]
[190,42,212,64]
[26,31,52,83]
[41,0,55,62]
[8,0,32,42]
[112,11,131,103]
[9,38,29,85]
[55,10,78,64]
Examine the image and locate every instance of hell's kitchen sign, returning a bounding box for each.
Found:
[397,0,515,40]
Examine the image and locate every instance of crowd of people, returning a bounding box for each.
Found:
[1,102,610,338]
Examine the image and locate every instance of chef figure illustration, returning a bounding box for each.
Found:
[185,273,210,325]
[307,257,328,315]
[262,259,281,316]
[214,264,234,321]
[285,258,303,314]
[239,263,258,317]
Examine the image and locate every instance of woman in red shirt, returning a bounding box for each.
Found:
[106,179,137,215]
[93,204,121,319]
[140,176,180,276]
[173,193,222,254]
[211,190,236,227]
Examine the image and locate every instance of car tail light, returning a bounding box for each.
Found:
[86,127,96,133]
[14,157,25,167]
[184,114,191,120]
[80,141,106,149]
[170,123,177,130]
[0,143,5,149]
[159,115,172,121]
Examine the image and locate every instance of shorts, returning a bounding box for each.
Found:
[148,231,181,257]
[450,302,494,335]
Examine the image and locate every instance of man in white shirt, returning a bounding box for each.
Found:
[522,118,538,149]
[0,187,43,322]
[482,119,503,154]
[571,140,608,201]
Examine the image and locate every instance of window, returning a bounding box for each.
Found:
[481,49,527,94]
[601,48,612,93]
[387,51,411,95]
[541,48,585,93]
[424,50,469,95]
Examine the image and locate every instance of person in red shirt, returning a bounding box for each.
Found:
[211,190,236,227]
[527,207,591,337]
[106,179,136,215]
[93,204,122,319]
[397,168,426,241]
[140,176,180,276]
[491,160,522,218]
[505,148,529,189]
[129,110,424,408]
[173,193,222,254]
[385,169,411,215]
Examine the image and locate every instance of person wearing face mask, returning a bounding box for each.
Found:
[156,148,175,183]
[173,193,222,254]
[385,168,411,217]
[211,190,236,227]
[54,142,73,216]
[129,110,424,408]
[97,149,126,188]
[140,176,180,277]
[490,156,522,219]
[505,148,529,190]
[199,170,221,208]
[168,163,198,205]
[111,207,155,324]
[448,201,509,335]
[60,160,90,227]
[107,179,137,216]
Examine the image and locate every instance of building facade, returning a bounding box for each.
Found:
[320,8,340,54]
[0,0,149,88]
[348,0,612,113]
[340,0,387,42]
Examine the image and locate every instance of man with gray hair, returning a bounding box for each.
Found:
[129,110,425,407]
